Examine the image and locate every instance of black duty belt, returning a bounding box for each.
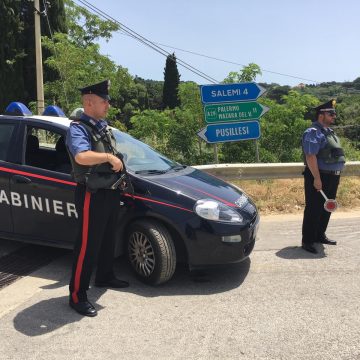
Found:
[319,169,341,175]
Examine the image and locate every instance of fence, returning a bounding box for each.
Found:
[193,161,360,181]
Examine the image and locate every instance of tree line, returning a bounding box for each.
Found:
[1,0,359,165]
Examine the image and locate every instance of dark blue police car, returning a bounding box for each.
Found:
[0,102,259,285]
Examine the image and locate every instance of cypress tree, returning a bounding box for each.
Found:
[162,53,181,109]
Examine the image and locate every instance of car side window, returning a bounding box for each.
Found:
[25,127,71,174]
[0,123,16,161]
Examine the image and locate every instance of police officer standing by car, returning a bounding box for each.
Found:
[301,99,345,254]
[66,80,129,317]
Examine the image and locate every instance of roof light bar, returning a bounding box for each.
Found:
[42,105,66,117]
[5,102,32,116]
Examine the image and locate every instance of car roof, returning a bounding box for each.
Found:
[0,114,71,127]
[29,115,72,127]
[0,111,128,137]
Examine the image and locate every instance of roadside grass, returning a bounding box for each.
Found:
[232,177,360,215]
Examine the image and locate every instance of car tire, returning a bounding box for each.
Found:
[126,220,176,285]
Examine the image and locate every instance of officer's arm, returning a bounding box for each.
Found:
[305,154,322,190]
[75,151,123,172]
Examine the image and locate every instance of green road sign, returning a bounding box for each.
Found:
[204,102,269,123]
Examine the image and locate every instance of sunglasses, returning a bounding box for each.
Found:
[326,112,336,117]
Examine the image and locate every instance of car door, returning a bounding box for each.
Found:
[0,120,20,235]
[9,120,78,247]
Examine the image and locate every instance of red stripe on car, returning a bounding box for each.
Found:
[0,166,76,186]
[124,193,193,213]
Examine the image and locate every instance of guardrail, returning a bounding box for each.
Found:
[193,161,360,181]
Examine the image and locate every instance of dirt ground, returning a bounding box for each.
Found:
[232,177,360,215]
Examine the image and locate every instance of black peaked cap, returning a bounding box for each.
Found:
[79,80,111,100]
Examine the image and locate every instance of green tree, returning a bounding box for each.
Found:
[0,0,25,111]
[129,110,175,155]
[162,53,181,109]
[42,1,134,120]
[168,108,207,163]
[64,0,119,47]
[0,0,66,109]
[353,77,360,90]
[178,81,202,113]
[178,81,213,162]
[265,85,291,104]
[21,0,68,105]
[223,63,262,83]
[257,91,318,162]
[42,33,123,114]
[134,77,163,110]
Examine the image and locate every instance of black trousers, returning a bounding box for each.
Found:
[302,168,340,246]
[69,184,121,303]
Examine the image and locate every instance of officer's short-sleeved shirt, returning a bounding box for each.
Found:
[302,121,344,171]
[66,113,108,158]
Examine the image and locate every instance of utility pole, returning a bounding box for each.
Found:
[213,144,219,164]
[34,0,44,115]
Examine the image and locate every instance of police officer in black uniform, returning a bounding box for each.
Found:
[301,99,345,254]
[66,80,129,317]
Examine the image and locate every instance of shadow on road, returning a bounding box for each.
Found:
[113,257,251,298]
[11,251,251,337]
[13,291,106,337]
[276,245,326,259]
[34,253,251,296]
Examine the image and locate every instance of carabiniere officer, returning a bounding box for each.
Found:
[66,80,129,317]
[301,99,345,254]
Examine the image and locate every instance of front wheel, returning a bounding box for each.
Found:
[126,220,176,285]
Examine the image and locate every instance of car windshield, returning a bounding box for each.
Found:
[112,128,182,173]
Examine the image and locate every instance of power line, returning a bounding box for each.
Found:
[75,0,219,84]
[77,0,219,83]
[75,0,319,84]
[116,29,319,84]
[152,42,320,84]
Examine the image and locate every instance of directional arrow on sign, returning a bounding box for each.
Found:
[204,102,269,123]
[197,120,261,144]
[200,82,266,104]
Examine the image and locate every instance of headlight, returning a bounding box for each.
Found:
[194,199,244,224]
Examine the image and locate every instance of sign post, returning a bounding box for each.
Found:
[198,82,268,163]
[204,102,269,124]
[197,120,261,144]
[200,83,266,104]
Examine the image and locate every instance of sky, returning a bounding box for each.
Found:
[79,0,360,87]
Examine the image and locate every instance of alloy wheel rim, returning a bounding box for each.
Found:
[128,231,155,277]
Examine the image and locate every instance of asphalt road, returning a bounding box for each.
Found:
[0,211,359,360]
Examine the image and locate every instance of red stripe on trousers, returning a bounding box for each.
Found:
[72,191,91,303]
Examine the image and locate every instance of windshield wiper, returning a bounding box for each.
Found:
[135,165,186,175]
[169,165,187,171]
[135,169,168,175]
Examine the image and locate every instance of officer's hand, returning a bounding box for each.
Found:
[107,154,123,173]
[313,177,322,191]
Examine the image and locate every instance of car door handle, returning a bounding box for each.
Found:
[12,175,32,184]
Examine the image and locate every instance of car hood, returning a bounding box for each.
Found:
[143,167,257,215]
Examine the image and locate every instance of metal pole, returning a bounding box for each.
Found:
[34,0,44,115]
[255,139,260,162]
[213,144,219,164]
